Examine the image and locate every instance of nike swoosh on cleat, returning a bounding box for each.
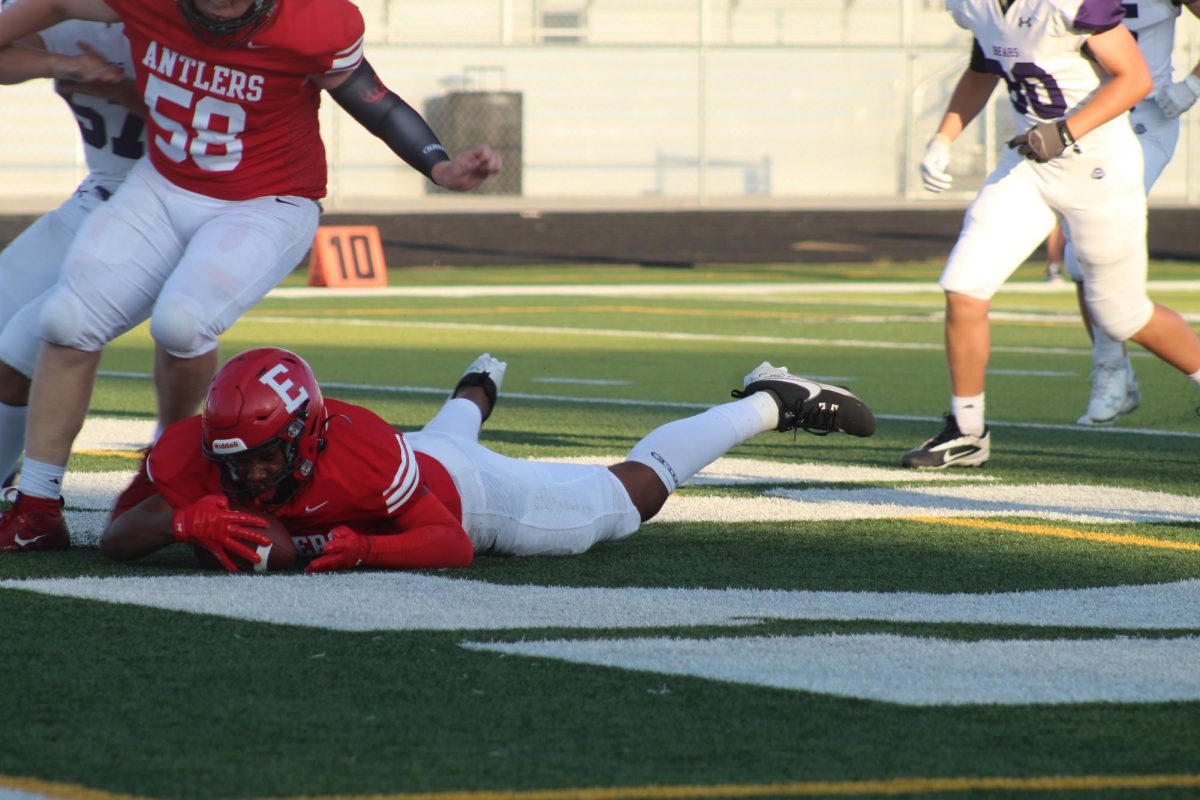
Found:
[946,445,981,458]
[13,532,47,547]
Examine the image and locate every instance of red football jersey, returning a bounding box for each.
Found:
[107,0,365,200]
[147,399,462,557]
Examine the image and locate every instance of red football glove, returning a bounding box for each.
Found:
[172,494,270,573]
[305,525,371,573]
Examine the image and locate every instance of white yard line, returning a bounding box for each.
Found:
[266,280,1200,299]
[92,375,1200,439]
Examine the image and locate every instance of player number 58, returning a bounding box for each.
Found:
[144,74,246,172]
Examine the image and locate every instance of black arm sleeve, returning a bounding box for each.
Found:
[329,59,450,180]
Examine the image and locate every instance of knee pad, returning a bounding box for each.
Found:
[150,296,214,358]
[37,288,95,349]
[1089,295,1153,342]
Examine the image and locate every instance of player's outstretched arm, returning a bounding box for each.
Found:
[305,489,473,573]
[321,59,502,192]
[99,492,176,562]
[936,65,1001,144]
[0,37,122,85]
[919,65,998,192]
[0,0,118,49]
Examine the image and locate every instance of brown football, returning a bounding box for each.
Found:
[193,511,298,573]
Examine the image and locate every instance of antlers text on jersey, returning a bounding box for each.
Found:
[141,42,264,102]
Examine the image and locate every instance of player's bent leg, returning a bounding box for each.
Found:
[422,354,507,440]
[422,398,485,440]
[453,353,506,423]
[608,461,669,522]
[24,343,102,469]
[625,388,777,501]
[943,292,991,398]
[408,431,640,556]
[1128,304,1200,376]
[152,345,218,428]
[0,361,31,489]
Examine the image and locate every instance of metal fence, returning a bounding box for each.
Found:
[3,0,1199,212]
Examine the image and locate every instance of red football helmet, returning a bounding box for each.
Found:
[177,0,276,48]
[202,348,326,506]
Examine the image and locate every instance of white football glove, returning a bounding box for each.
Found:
[919,134,953,193]
[1155,74,1200,120]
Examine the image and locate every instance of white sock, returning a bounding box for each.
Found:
[419,397,483,441]
[1092,327,1125,366]
[0,401,26,483]
[18,457,66,500]
[627,393,778,493]
[952,393,986,436]
[151,421,165,445]
[1188,368,1200,390]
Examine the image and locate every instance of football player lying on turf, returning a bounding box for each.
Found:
[99,348,876,572]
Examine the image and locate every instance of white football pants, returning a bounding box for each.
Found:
[38,159,319,358]
[941,122,1151,341]
[0,177,121,377]
[410,398,640,556]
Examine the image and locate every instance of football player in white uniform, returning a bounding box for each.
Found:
[1063,0,1200,426]
[0,15,149,487]
[906,0,1200,469]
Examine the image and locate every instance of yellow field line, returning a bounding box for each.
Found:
[283,773,1200,799]
[75,450,144,460]
[0,776,144,799]
[907,516,1200,552]
[8,773,1200,800]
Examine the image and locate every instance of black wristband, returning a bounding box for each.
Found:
[1055,119,1076,147]
[329,59,451,180]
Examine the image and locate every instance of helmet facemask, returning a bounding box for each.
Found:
[207,415,314,509]
[177,0,276,48]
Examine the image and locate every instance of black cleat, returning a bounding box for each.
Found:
[732,361,876,437]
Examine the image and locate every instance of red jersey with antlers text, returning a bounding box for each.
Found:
[105,0,365,200]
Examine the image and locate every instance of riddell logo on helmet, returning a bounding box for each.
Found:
[211,438,248,453]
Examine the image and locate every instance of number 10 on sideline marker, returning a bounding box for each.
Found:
[307,225,388,288]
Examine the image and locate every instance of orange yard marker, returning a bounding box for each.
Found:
[307,225,388,288]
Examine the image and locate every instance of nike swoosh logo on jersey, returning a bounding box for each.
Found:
[12,532,48,547]
[247,41,270,49]
[305,502,329,513]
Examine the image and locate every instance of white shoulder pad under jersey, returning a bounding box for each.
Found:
[1121,0,1182,87]
[36,21,143,181]
[951,0,1125,130]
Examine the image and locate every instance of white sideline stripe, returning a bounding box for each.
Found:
[464,634,1200,705]
[653,484,1200,525]
[531,377,634,386]
[264,280,1200,299]
[247,315,1102,357]
[89,379,1200,439]
[3,574,1197,632]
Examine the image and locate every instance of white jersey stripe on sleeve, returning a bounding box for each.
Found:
[385,434,419,513]
[329,36,365,73]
